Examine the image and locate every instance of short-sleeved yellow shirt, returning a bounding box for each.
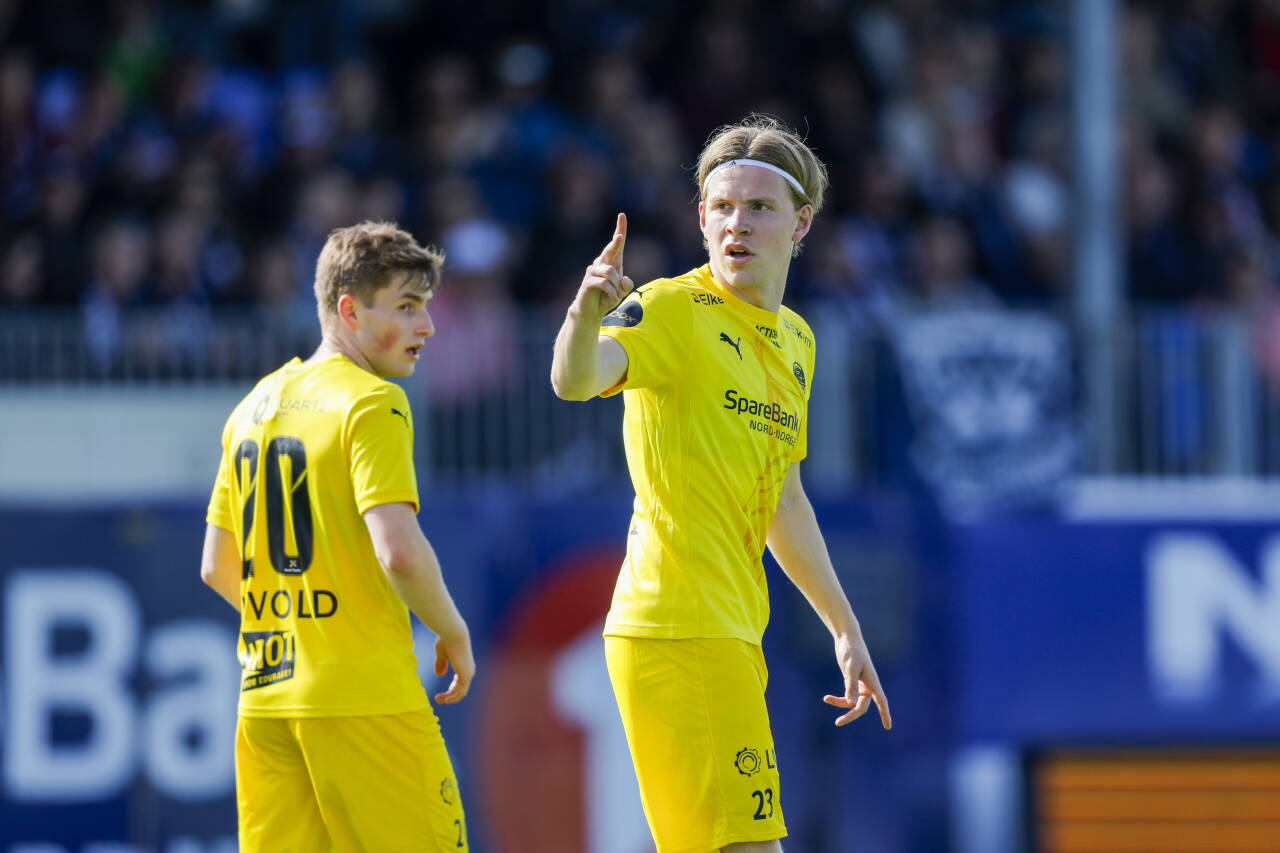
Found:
[598,265,816,645]
[207,354,429,717]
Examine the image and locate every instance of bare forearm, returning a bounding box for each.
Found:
[768,468,891,729]
[208,575,240,611]
[767,494,860,640]
[364,504,469,642]
[551,307,607,400]
[200,524,242,612]
[383,537,469,643]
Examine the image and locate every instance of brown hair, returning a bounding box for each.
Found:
[313,221,444,330]
[696,114,829,216]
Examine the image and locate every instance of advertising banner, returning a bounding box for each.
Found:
[0,492,939,852]
[957,519,1280,743]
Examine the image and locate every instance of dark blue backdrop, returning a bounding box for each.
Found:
[3,492,1277,852]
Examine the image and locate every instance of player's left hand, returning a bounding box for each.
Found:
[433,633,475,704]
[823,632,891,729]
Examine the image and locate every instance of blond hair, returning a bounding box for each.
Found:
[313,221,444,331]
[696,115,829,216]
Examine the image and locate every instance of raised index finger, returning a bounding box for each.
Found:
[599,212,627,271]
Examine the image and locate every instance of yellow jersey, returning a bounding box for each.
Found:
[598,265,816,645]
[207,354,429,717]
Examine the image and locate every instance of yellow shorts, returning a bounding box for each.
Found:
[235,709,467,852]
[605,636,787,853]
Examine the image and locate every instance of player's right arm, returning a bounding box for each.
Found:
[203,417,241,611]
[551,212,632,400]
[767,462,891,730]
[363,502,475,704]
[200,523,241,611]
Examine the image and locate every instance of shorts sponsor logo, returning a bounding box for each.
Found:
[239,630,296,691]
[735,747,762,777]
[601,301,643,328]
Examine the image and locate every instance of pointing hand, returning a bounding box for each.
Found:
[571,213,634,322]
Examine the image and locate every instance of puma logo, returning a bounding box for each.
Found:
[719,332,742,361]
[390,407,409,428]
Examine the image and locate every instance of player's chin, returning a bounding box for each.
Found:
[383,360,417,379]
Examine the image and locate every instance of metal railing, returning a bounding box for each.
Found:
[2,304,1279,486]
[1122,310,1280,478]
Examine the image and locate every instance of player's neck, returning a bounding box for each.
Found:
[717,274,786,314]
[309,334,376,375]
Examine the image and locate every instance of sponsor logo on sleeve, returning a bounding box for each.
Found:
[792,362,806,391]
[601,301,643,328]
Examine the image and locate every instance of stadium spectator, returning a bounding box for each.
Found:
[4,0,1277,319]
[0,231,43,306]
[903,214,998,315]
[3,0,1280,483]
[81,215,151,372]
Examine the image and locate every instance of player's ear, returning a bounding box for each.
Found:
[698,200,706,229]
[792,203,813,243]
[336,292,360,328]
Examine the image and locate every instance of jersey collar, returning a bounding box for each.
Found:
[696,265,779,328]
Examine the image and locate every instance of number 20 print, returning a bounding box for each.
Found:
[234,436,314,577]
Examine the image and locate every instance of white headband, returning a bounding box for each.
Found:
[704,158,807,199]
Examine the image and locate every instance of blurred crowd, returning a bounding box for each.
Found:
[5,0,1280,383]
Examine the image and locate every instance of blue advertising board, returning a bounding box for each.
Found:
[957,519,1280,744]
[0,490,942,853]
[8,493,1280,852]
